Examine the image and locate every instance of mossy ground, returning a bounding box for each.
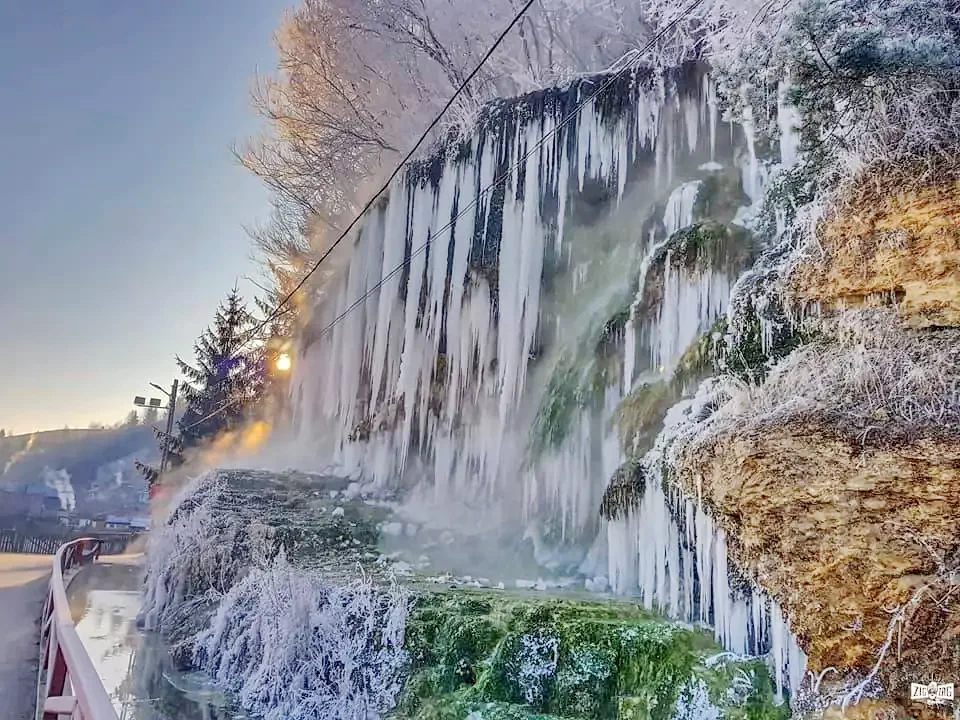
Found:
[394,591,788,720]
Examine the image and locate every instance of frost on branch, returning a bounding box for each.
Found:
[682,309,960,454]
[140,470,409,719]
[196,553,409,720]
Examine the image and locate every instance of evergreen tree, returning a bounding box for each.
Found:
[136,288,262,490]
[124,410,140,427]
[176,287,263,448]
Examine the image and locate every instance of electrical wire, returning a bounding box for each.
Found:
[182,0,706,432]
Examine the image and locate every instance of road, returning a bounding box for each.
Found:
[0,553,50,720]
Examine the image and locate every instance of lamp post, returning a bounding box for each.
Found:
[133,379,179,474]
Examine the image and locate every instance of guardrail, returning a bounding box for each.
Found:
[0,529,138,556]
[36,538,119,720]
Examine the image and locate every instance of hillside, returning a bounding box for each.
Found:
[0,426,156,516]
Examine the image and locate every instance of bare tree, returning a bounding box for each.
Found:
[242,0,659,315]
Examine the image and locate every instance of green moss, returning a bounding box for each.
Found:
[668,221,754,274]
[716,311,814,384]
[614,381,678,454]
[598,459,646,521]
[393,591,787,720]
[529,360,588,454]
[693,172,750,225]
[597,303,632,357]
[613,329,716,458]
[529,279,641,456]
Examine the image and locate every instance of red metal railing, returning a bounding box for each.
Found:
[36,538,119,720]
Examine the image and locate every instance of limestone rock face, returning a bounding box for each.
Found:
[673,425,960,713]
[793,181,960,328]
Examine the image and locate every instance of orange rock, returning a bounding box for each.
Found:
[792,181,960,328]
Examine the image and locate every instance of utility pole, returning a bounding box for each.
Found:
[133,378,179,476]
[156,379,178,473]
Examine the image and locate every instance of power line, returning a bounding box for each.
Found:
[185,0,707,432]
[306,0,707,343]
[180,1,537,434]
[241,0,538,350]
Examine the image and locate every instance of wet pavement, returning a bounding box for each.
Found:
[68,559,245,720]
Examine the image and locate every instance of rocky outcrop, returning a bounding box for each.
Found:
[674,426,960,688]
[792,180,960,328]
[666,307,960,715]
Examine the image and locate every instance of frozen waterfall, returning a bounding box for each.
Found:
[292,62,806,700]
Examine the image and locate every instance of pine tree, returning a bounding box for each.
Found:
[136,288,264,490]
[176,287,263,448]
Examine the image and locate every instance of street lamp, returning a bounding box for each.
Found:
[133,379,179,474]
[275,352,292,373]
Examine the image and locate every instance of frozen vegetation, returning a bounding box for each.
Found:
[142,470,788,720]
[287,48,810,708]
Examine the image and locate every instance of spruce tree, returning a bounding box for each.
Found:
[176,287,263,448]
[136,288,262,490]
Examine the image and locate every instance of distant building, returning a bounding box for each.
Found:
[0,489,36,517]
[96,514,150,531]
[55,511,94,529]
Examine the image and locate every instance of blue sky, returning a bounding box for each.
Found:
[0,1,291,433]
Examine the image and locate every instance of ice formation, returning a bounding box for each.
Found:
[291,62,806,699]
[295,65,735,527]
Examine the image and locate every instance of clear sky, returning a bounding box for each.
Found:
[0,0,291,434]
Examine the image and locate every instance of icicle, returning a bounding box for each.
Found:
[663,180,700,237]
[706,75,718,162]
[622,198,684,396]
[292,65,807,701]
[739,89,762,206]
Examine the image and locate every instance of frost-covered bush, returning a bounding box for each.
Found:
[140,473,247,639]
[642,0,960,195]
[141,470,412,720]
[196,553,409,720]
[667,310,960,460]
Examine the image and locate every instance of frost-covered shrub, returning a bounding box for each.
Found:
[195,553,410,720]
[781,0,960,175]
[669,310,960,459]
[141,473,247,638]
[141,470,411,720]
